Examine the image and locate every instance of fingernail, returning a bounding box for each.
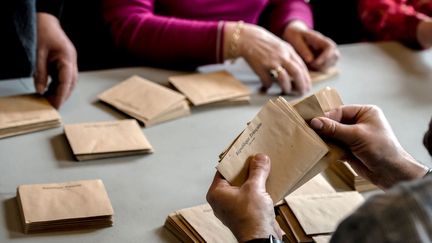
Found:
[310,118,323,130]
[254,153,269,162]
[36,84,44,94]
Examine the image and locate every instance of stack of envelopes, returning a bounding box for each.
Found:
[64,119,153,161]
[0,94,61,139]
[169,71,251,107]
[330,161,378,192]
[16,179,114,233]
[98,75,190,126]
[217,94,331,203]
[309,67,339,84]
[164,204,237,243]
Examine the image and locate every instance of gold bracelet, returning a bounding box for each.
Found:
[229,20,244,59]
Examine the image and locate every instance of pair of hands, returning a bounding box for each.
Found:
[224,20,339,95]
[35,13,78,109]
[207,105,428,242]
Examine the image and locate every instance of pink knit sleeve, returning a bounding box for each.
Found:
[102,0,225,66]
[267,0,313,37]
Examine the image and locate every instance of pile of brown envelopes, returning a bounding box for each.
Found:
[98,75,190,127]
[217,87,375,204]
[164,204,237,243]
[309,67,339,84]
[330,161,378,192]
[169,71,251,107]
[16,179,114,233]
[0,94,61,139]
[275,174,364,243]
[64,119,153,161]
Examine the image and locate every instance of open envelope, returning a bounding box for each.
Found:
[0,94,61,139]
[286,191,364,235]
[169,71,251,106]
[64,119,153,161]
[98,75,190,126]
[16,179,114,233]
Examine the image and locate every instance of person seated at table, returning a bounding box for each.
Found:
[0,0,78,109]
[102,0,339,95]
[359,0,432,49]
[207,105,432,242]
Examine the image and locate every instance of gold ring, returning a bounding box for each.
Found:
[269,66,285,79]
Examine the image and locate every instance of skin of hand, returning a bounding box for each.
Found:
[35,13,78,109]
[207,154,283,242]
[224,22,311,95]
[283,20,340,71]
[417,19,432,49]
[310,105,428,189]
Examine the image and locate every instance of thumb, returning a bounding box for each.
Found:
[247,153,271,190]
[310,117,357,145]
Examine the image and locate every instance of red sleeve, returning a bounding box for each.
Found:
[267,0,313,37]
[359,0,430,49]
[102,0,225,66]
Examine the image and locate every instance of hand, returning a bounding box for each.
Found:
[283,21,339,71]
[35,13,78,109]
[310,105,428,189]
[224,22,311,95]
[207,154,283,242]
[417,19,432,49]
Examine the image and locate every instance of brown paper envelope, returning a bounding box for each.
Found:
[278,204,312,242]
[0,94,61,129]
[64,119,153,156]
[98,75,187,121]
[309,68,339,84]
[17,179,114,224]
[169,71,251,106]
[289,174,336,197]
[217,99,328,203]
[178,204,237,243]
[166,213,200,243]
[312,235,332,243]
[286,192,364,235]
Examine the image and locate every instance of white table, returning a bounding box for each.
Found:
[1,42,431,242]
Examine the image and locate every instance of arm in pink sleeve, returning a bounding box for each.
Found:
[359,0,429,49]
[267,0,313,37]
[102,0,225,66]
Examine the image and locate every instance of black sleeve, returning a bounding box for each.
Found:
[36,0,64,18]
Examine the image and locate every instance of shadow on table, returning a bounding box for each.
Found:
[155,225,181,243]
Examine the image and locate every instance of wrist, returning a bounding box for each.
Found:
[223,21,245,60]
[417,19,432,49]
[235,221,282,242]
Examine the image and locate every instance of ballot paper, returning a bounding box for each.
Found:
[64,119,153,161]
[165,204,237,243]
[309,67,339,84]
[169,71,251,106]
[217,96,329,203]
[98,75,190,126]
[16,179,114,233]
[286,191,364,235]
[0,94,61,139]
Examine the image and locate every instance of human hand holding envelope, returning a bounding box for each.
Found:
[217,87,345,204]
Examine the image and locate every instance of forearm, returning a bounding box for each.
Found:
[103,0,224,65]
[267,0,313,37]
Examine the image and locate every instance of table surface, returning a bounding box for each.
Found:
[1,42,432,243]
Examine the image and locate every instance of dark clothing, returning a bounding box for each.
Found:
[0,0,63,80]
[331,175,432,243]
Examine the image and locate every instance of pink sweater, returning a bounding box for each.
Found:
[103,0,313,66]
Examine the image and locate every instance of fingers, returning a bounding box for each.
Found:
[281,58,310,94]
[46,60,76,109]
[303,31,339,71]
[246,154,271,191]
[34,49,49,94]
[310,117,358,145]
[291,36,314,64]
[207,171,232,204]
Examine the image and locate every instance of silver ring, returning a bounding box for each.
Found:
[269,66,285,79]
